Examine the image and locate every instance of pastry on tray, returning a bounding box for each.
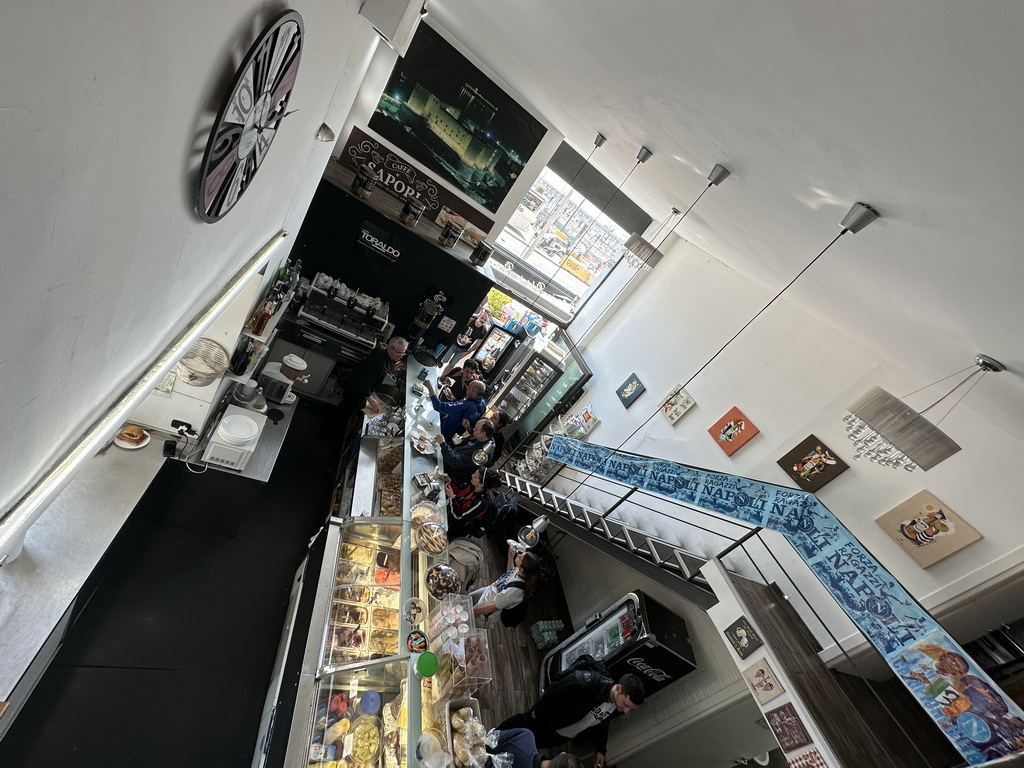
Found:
[341,544,373,564]
[337,586,371,603]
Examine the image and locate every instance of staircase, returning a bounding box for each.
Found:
[499,469,719,610]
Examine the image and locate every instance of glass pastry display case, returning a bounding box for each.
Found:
[489,346,563,424]
[277,356,456,768]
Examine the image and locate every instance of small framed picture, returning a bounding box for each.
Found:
[659,386,696,425]
[708,407,759,456]
[765,703,813,752]
[776,435,849,492]
[616,373,646,409]
[724,616,764,659]
[742,658,785,705]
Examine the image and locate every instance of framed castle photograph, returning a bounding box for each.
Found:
[875,490,981,568]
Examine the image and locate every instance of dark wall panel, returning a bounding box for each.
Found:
[292,180,495,350]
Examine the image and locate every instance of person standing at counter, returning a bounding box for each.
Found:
[436,418,495,484]
[326,336,407,445]
[444,467,502,539]
[439,359,481,402]
[443,310,490,377]
[424,378,486,440]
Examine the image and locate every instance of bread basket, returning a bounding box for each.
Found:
[176,338,230,387]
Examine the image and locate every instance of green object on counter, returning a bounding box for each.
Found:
[416,651,438,678]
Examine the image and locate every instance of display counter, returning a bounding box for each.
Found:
[273,356,494,768]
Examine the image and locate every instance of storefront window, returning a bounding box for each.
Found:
[491,168,630,322]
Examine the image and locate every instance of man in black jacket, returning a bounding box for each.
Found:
[497,672,645,768]
[435,418,495,484]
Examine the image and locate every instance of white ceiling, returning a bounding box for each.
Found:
[430,0,1024,437]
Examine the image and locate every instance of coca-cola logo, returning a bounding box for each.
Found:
[627,657,671,682]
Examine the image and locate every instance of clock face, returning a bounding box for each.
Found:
[197,10,304,222]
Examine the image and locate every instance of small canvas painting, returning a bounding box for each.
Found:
[742,658,785,705]
[765,703,813,753]
[875,490,981,568]
[777,435,849,492]
[659,386,696,425]
[708,406,759,456]
[617,374,646,409]
[724,616,764,660]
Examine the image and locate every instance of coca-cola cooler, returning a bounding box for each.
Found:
[539,591,696,698]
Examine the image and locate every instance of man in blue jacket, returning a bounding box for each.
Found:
[424,378,486,440]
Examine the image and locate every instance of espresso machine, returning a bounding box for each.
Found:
[257,353,309,404]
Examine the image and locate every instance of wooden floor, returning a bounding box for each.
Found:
[732,576,965,768]
[468,534,576,734]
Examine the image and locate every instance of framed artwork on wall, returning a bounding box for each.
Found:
[708,406,759,455]
[776,434,849,492]
[875,490,981,567]
[742,658,785,705]
[367,24,546,214]
[617,374,646,409]
[724,616,764,659]
[659,386,696,425]
[765,703,813,752]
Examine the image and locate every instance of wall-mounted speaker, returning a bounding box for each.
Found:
[359,0,423,56]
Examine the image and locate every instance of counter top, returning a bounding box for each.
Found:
[193,399,297,483]
[0,439,166,699]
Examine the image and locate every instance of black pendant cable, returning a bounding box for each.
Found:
[573,162,731,338]
[561,201,881,498]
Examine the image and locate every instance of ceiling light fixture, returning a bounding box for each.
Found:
[843,353,1004,471]
[622,163,731,270]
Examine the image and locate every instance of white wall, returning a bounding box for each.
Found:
[560,233,1024,666]
[0,0,378,521]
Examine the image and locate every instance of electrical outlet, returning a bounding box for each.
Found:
[171,419,192,432]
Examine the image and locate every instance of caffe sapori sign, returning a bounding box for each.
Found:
[341,126,493,235]
[544,436,1024,765]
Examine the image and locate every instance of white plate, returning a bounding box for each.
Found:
[219,413,259,443]
[114,432,150,450]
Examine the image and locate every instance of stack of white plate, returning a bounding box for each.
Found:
[218,414,259,445]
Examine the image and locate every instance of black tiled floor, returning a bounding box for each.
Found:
[0,399,336,768]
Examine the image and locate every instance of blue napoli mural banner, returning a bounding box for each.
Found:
[547,436,1024,764]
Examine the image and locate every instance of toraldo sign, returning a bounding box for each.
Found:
[340,126,494,235]
[358,220,403,262]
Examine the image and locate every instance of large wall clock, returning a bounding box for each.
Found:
[197,10,304,222]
